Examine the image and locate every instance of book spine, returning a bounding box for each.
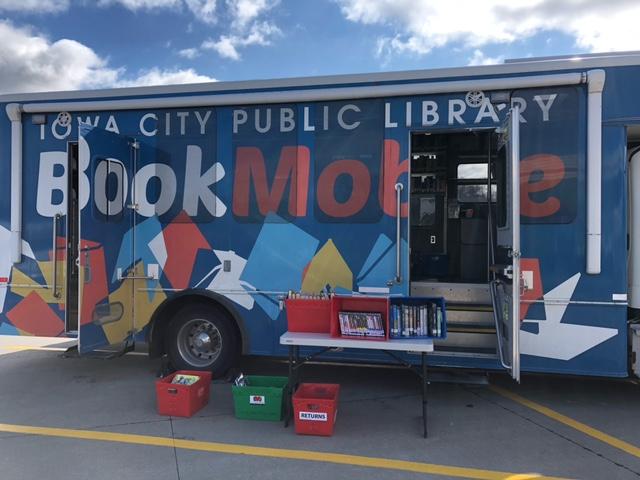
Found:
[411,305,416,337]
[390,306,395,337]
[425,304,430,336]
[422,305,427,336]
[393,306,399,337]
[402,306,408,337]
[431,303,437,337]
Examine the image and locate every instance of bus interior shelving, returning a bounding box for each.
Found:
[409,130,508,358]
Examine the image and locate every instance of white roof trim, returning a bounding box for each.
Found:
[1,52,639,104]
[18,72,585,113]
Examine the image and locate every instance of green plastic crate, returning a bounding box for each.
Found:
[232,375,288,421]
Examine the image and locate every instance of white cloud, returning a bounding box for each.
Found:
[0,0,70,12]
[201,0,280,60]
[336,0,640,55]
[1,0,280,61]
[178,47,200,59]
[0,20,214,93]
[184,0,217,24]
[203,36,240,60]
[97,0,180,9]
[1,0,220,23]
[0,20,120,93]
[98,0,217,23]
[202,21,281,60]
[467,49,505,66]
[227,0,277,29]
[117,67,215,86]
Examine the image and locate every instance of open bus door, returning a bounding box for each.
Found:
[492,105,522,382]
[77,124,135,354]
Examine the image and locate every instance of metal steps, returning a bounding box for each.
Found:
[447,325,496,334]
[411,281,498,356]
[446,303,493,312]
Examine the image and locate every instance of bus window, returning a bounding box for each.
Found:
[456,163,496,203]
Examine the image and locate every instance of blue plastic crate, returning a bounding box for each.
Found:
[388,296,447,340]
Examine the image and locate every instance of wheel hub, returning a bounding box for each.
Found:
[194,332,211,349]
[176,318,223,368]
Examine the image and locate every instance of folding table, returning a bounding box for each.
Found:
[280,331,434,438]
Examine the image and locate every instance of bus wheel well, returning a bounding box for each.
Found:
[147,291,247,360]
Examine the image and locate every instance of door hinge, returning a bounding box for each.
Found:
[130,140,140,150]
[503,265,513,279]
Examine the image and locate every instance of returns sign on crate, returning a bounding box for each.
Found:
[293,383,340,436]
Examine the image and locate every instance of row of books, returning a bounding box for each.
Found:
[338,311,385,338]
[390,303,444,338]
[287,290,332,300]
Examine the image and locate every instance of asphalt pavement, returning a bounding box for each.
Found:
[0,336,638,480]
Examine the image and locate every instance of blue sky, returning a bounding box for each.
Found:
[0,0,638,93]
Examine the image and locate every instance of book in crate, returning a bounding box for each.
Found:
[338,311,385,338]
[389,300,446,339]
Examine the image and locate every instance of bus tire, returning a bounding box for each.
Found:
[165,303,238,377]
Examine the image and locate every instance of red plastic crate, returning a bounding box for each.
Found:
[292,383,340,436]
[285,298,331,333]
[155,370,212,417]
[330,295,389,340]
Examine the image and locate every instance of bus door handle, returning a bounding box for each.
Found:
[115,268,155,281]
[394,182,403,283]
[84,251,92,284]
[81,247,92,284]
[51,213,61,298]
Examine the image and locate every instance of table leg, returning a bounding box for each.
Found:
[294,346,300,386]
[422,352,428,438]
[285,345,293,428]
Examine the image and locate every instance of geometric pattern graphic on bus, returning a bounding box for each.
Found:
[0,224,35,318]
[10,261,65,306]
[301,239,353,293]
[161,211,211,290]
[2,240,65,336]
[113,215,164,301]
[240,213,320,320]
[195,249,256,311]
[356,233,407,293]
[519,259,618,360]
[6,291,64,336]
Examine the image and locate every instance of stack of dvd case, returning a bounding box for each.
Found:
[389,302,444,339]
[338,311,385,338]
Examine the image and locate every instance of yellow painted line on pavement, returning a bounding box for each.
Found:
[0,422,567,480]
[490,385,640,459]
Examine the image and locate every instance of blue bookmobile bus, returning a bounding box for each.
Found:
[1,51,639,381]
